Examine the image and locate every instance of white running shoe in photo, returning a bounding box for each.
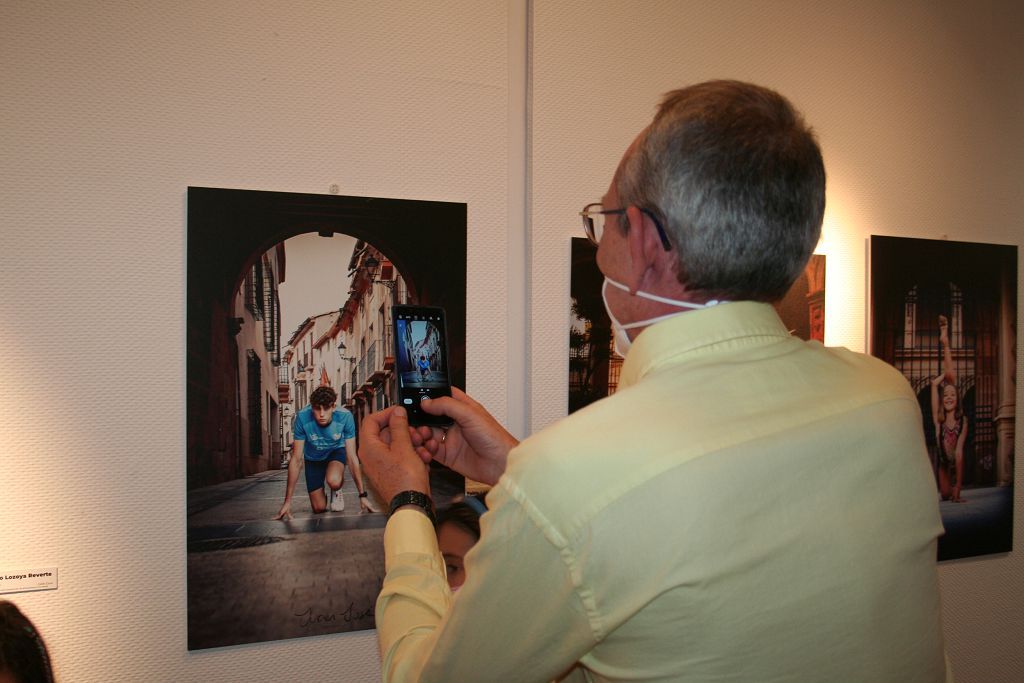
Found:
[330,489,345,512]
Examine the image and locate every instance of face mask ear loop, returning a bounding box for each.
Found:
[604,276,724,311]
[602,276,728,358]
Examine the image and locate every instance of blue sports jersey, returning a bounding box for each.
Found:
[292,406,356,462]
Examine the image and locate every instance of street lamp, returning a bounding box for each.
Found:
[362,255,398,294]
[337,343,356,365]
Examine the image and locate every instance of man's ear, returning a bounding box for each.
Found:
[623,205,663,294]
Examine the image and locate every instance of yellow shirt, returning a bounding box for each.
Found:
[377,302,948,682]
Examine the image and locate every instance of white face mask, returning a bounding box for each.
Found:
[601,277,723,357]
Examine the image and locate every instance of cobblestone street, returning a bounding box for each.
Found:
[187,468,387,650]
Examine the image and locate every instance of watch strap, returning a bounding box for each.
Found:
[388,490,435,524]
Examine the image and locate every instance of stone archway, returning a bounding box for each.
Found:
[186,187,466,488]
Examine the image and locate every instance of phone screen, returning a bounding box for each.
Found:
[392,305,453,426]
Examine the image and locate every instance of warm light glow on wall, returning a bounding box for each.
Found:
[816,189,868,352]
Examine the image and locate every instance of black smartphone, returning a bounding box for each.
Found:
[391,305,454,426]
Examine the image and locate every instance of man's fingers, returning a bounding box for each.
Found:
[423,386,484,419]
[450,386,485,410]
[409,424,433,448]
[414,446,434,464]
[361,406,398,443]
[387,407,414,448]
[421,395,471,424]
[363,406,396,431]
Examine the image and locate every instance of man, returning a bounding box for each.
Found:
[360,81,949,681]
[274,385,373,518]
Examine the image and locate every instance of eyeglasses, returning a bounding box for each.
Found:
[579,203,672,250]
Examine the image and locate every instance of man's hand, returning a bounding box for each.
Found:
[409,388,518,486]
[359,406,431,505]
[274,500,293,521]
[359,496,376,514]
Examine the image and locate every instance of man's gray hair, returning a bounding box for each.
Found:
[617,80,826,302]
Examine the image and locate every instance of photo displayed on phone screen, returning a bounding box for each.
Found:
[393,305,453,426]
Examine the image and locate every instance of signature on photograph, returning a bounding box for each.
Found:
[295,603,374,628]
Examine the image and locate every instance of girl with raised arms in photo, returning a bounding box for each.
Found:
[931,314,968,503]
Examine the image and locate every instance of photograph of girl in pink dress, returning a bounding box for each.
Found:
[931,315,968,503]
[870,235,1016,561]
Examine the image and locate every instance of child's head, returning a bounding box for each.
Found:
[0,601,54,683]
[435,498,486,591]
[939,382,963,421]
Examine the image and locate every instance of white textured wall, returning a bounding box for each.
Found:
[2,0,1021,681]
[0,1,515,681]
[531,1,1023,681]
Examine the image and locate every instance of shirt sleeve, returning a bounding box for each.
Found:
[342,411,356,440]
[293,413,307,441]
[376,480,598,683]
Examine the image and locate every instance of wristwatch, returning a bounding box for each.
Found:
[388,490,435,524]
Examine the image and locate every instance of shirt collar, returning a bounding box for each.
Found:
[619,301,793,389]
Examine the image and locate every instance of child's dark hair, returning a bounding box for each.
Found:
[434,496,487,540]
[310,385,338,408]
[0,600,54,683]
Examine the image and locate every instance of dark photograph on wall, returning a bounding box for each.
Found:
[870,235,1016,561]
[186,188,466,649]
[773,254,826,343]
[569,237,825,412]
